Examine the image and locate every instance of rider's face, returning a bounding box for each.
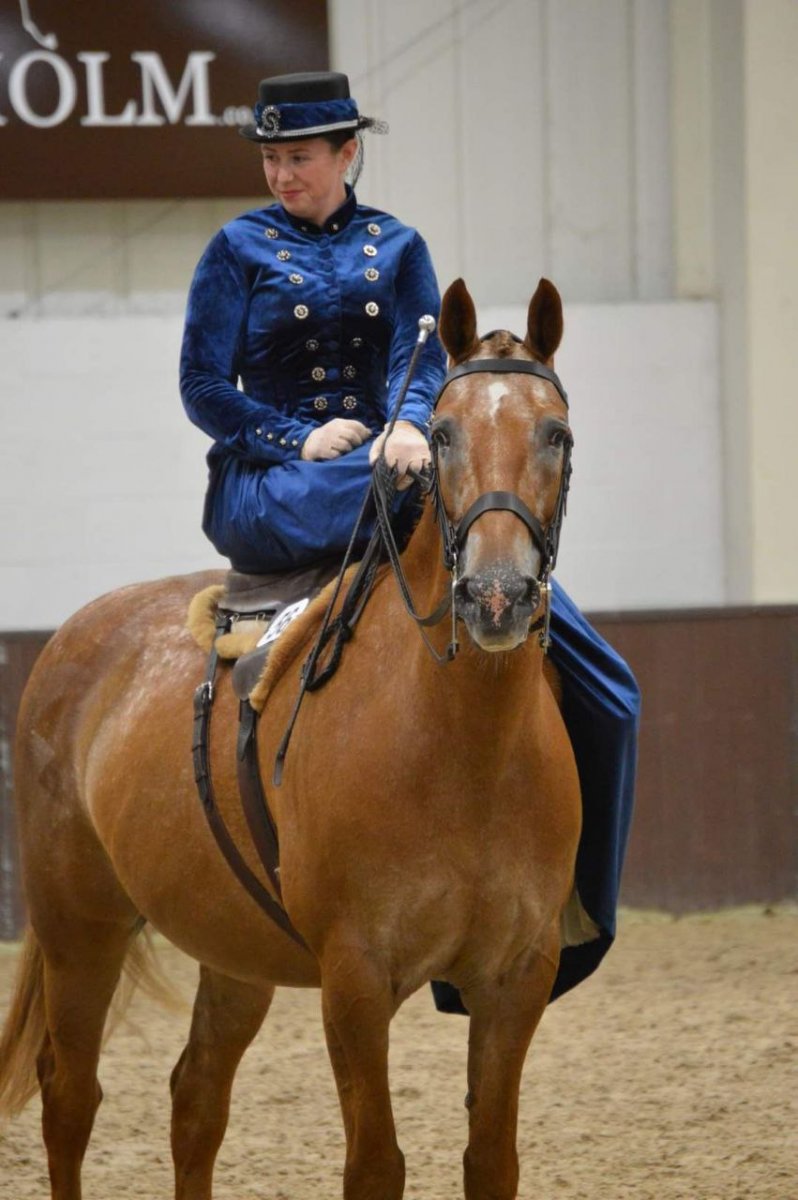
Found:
[261,138,356,227]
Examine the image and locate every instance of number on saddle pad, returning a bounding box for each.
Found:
[257,597,311,647]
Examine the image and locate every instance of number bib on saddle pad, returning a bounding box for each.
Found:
[230,596,316,699]
[256,598,311,647]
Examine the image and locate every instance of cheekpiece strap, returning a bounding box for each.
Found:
[435,358,568,408]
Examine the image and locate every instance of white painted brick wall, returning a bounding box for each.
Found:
[0,302,723,630]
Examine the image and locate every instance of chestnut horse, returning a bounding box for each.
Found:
[0,278,582,1200]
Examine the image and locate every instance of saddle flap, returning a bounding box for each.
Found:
[232,642,272,700]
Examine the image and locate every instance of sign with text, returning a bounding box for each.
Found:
[0,0,328,198]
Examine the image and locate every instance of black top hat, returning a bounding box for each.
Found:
[239,71,387,142]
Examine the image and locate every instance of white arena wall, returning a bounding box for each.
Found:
[0,300,722,631]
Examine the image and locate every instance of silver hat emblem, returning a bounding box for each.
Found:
[259,105,281,136]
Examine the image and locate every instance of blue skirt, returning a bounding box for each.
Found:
[205,442,419,573]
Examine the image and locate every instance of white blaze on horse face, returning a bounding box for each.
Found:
[486,380,509,418]
[459,392,539,583]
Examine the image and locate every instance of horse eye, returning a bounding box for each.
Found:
[431,426,450,450]
[548,426,572,450]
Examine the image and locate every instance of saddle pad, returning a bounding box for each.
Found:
[231,596,315,699]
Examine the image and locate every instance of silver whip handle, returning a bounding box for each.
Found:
[382,315,437,441]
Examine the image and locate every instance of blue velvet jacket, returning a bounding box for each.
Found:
[180,188,446,573]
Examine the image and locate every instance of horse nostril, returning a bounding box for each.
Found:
[520,577,539,609]
[454,577,475,607]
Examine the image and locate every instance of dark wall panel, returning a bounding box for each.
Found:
[0,0,329,198]
[593,608,797,912]
[0,631,52,939]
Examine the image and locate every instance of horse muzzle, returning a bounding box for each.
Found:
[454,565,541,652]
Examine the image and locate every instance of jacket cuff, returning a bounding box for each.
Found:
[395,405,433,439]
[245,419,310,464]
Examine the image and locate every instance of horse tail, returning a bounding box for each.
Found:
[0,927,46,1119]
[0,923,186,1120]
[106,923,187,1037]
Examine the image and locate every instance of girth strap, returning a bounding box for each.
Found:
[237,700,284,901]
[192,628,309,951]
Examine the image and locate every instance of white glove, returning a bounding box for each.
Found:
[369,420,431,490]
[301,419,371,461]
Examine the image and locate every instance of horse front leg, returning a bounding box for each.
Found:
[320,943,404,1200]
[460,930,560,1200]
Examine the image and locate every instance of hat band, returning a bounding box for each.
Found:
[255,117,360,140]
[254,97,360,138]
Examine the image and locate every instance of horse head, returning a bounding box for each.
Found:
[434,277,572,652]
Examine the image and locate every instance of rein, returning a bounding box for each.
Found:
[273,337,573,784]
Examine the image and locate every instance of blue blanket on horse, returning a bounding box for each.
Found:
[431,579,639,1013]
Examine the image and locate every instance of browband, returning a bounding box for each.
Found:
[435,358,569,408]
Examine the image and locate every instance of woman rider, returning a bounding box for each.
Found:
[180,71,640,1008]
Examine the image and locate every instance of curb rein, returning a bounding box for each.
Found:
[191,320,572,949]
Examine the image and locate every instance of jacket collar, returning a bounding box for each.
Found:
[280,185,357,236]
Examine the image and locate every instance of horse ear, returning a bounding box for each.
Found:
[525,278,563,364]
[439,278,480,364]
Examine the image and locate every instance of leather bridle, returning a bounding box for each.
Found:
[381,353,573,658]
[430,355,571,577]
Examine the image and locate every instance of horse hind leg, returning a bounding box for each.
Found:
[35,921,137,1200]
[170,965,275,1200]
[459,930,560,1200]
